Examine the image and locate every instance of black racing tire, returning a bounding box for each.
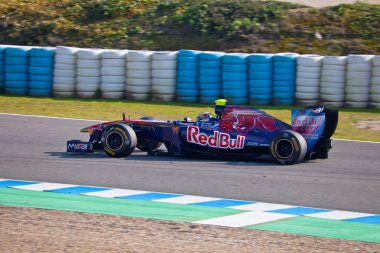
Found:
[270,130,307,165]
[101,123,137,157]
[136,117,163,152]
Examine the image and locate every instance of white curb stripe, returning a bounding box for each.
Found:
[11,182,77,191]
[154,195,220,204]
[305,210,375,220]
[82,189,148,198]
[229,202,295,211]
[194,211,296,227]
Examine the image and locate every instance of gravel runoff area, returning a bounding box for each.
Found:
[0,206,379,253]
[278,0,380,7]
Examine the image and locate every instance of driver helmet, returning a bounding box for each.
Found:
[196,112,213,122]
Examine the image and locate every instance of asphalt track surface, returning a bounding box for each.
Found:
[0,114,379,214]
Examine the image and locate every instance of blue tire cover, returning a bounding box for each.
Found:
[199,52,224,61]
[176,89,198,97]
[222,81,247,90]
[30,74,53,82]
[249,71,272,80]
[249,93,272,100]
[5,80,28,88]
[200,89,221,97]
[176,82,197,89]
[30,57,54,67]
[222,72,248,82]
[249,80,272,88]
[274,68,296,75]
[178,50,201,57]
[29,48,55,57]
[274,74,296,81]
[176,76,197,83]
[5,56,28,65]
[29,89,52,96]
[223,54,249,64]
[198,75,221,84]
[29,66,53,75]
[222,89,248,98]
[5,73,28,81]
[273,92,294,99]
[273,98,295,105]
[273,86,295,93]
[249,63,272,72]
[199,60,222,68]
[222,64,248,73]
[199,83,221,90]
[199,68,221,76]
[177,62,197,71]
[248,54,274,63]
[177,70,197,77]
[29,81,52,90]
[274,61,296,68]
[273,80,295,87]
[274,54,298,62]
[176,96,198,103]
[5,65,28,73]
[5,47,29,57]
[199,97,219,104]
[249,87,272,94]
[224,97,248,104]
[249,98,272,105]
[5,88,28,95]
[177,56,198,63]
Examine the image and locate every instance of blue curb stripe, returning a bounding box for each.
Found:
[47,186,110,194]
[0,180,37,188]
[191,199,255,208]
[345,215,380,225]
[118,193,181,201]
[268,207,331,215]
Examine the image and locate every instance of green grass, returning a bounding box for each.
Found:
[1,95,380,142]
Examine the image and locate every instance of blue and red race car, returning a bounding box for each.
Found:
[67,99,338,165]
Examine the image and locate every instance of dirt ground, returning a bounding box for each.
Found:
[0,206,379,253]
[278,0,380,7]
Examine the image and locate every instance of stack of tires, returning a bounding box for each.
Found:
[273,53,298,105]
[126,50,153,100]
[222,53,249,104]
[248,54,273,105]
[101,49,127,99]
[345,55,373,108]
[371,56,380,109]
[53,46,78,98]
[320,56,346,107]
[295,55,324,106]
[176,50,201,103]
[4,46,29,95]
[76,49,103,98]
[151,51,178,101]
[29,47,55,96]
[198,51,224,104]
[0,47,4,92]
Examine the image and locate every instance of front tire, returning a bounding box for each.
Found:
[101,124,137,157]
[270,130,307,165]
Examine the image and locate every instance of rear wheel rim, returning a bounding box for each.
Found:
[275,139,294,159]
[106,132,124,151]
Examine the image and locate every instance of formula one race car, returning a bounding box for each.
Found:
[67,99,338,165]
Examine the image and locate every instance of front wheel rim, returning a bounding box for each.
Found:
[106,131,124,151]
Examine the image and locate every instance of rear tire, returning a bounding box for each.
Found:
[101,124,137,157]
[270,130,307,165]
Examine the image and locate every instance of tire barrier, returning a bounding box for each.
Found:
[76,49,103,98]
[176,50,201,103]
[370,56,380,109]
[320,56,347,108]
[0,47,4,92]
[101,49,128,99]
[198,51,224,104]
[273,53,298,105]
[345,55,373,108]
[29,47,55,97]
[222,53,249,104]
[296,55,323,106]
[126,50,153,100]
[1,44,380,109]
[248,54,273,105]
[4,46,30,95]
[151,51,177,101]
[53,46,78,98]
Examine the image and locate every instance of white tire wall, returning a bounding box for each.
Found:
[126,50,153,100]
[371,56,380,104]
[100,49,127,99]
[320,56,347,107]
[53,46,79,97]
[345,55,373,108]
[296,55,323,106]
[76,49,102,98]
[151,51,178,101]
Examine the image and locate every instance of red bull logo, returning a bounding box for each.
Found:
[187,126,245,149]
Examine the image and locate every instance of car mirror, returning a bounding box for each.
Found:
[183,117,192,122]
